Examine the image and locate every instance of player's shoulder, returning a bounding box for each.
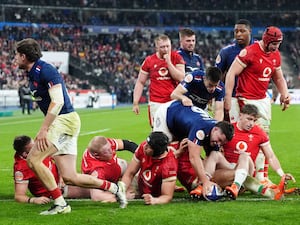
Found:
[216,81,225,92]
[221,42,236,51]
[192,52,202,59]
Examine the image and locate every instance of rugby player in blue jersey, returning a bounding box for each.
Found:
[14,38,127,215]
[215,19,254,122]
[178,28,205,73]
[153,100,234,197]
[171,66,224,121]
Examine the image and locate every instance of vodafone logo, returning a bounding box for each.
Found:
[236,141,248,152]
[158,67,168,76]
[262,67,272,78]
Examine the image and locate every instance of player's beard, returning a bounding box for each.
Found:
[18,63,27,70]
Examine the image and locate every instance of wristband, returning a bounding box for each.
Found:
[27,197,32,204]
[276,168,284,177]
[122,140,138,153]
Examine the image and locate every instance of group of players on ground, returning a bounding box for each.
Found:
[12,19,297,215]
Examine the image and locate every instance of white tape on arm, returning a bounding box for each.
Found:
[48,84,64,115]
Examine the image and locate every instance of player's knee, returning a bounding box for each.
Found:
[26,156,39,170]
[61,174,76,185]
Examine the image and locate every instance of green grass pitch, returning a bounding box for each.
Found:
[0,104,299,225]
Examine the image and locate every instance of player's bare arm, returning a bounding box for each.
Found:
[187,141,215,196]
[214,101,224,121]
[133,71,148,115]
[272,68,291,111]
[14,182,51,204]
[261,143,295,182]
[170,84,192,106]
[168,62,185,82]
[36,84,64,152]
[142,179,176,205]
[224,58,244,112]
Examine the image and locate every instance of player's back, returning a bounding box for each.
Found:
[166,101,216,141]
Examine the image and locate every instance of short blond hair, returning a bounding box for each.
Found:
[154,34,170,47]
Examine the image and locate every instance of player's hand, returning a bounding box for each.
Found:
[202,180,217,197]
[142,194,155,205]
[175,138,188,158]
[280,94,291,111]
[33,196,51,204]
[179,138,189,150]
[132,103,140,115]
[163,53,171,64]
[35,129,49,152]
[181,97,193,106]
[284,173,296,183]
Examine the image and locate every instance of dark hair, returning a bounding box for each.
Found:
[179,28,195,39]
[236,19,252,29]
[240,104,260,118]
[146,131,169,157]
[13,135,32,154]
[215,121,234,141]
[206,66,222,83]
[16,38,42,62]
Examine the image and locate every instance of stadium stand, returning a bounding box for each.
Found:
[0,1,299,104]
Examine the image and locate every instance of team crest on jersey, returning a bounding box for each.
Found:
[239,49,247,57]
[196,130,205,140]
[184,73,193,83]
[236,141,248,152]
[248,134,254,142]
[15,171,24,182]
[143,170,152,181]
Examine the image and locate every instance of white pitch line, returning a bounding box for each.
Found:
[79,129,110,136]
[1,197,300,202]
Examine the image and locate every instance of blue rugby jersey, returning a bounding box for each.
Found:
[27,59,74,115]
[166,101,217,148]
[215,39,255,96]
[180,70,225,109]
[178,48,204,73]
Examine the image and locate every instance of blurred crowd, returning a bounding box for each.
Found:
[1,1,300,27]
[0,1,300,103]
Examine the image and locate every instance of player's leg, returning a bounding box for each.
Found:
[152,101,174,141]
[249,97,272,184]
[225,153,252,200]
[54,154,127,208]
[89,189,116,202]
[148,101,163,128]
[26,143,70,215]
[243,175,285,200]
[63,185,90,199]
